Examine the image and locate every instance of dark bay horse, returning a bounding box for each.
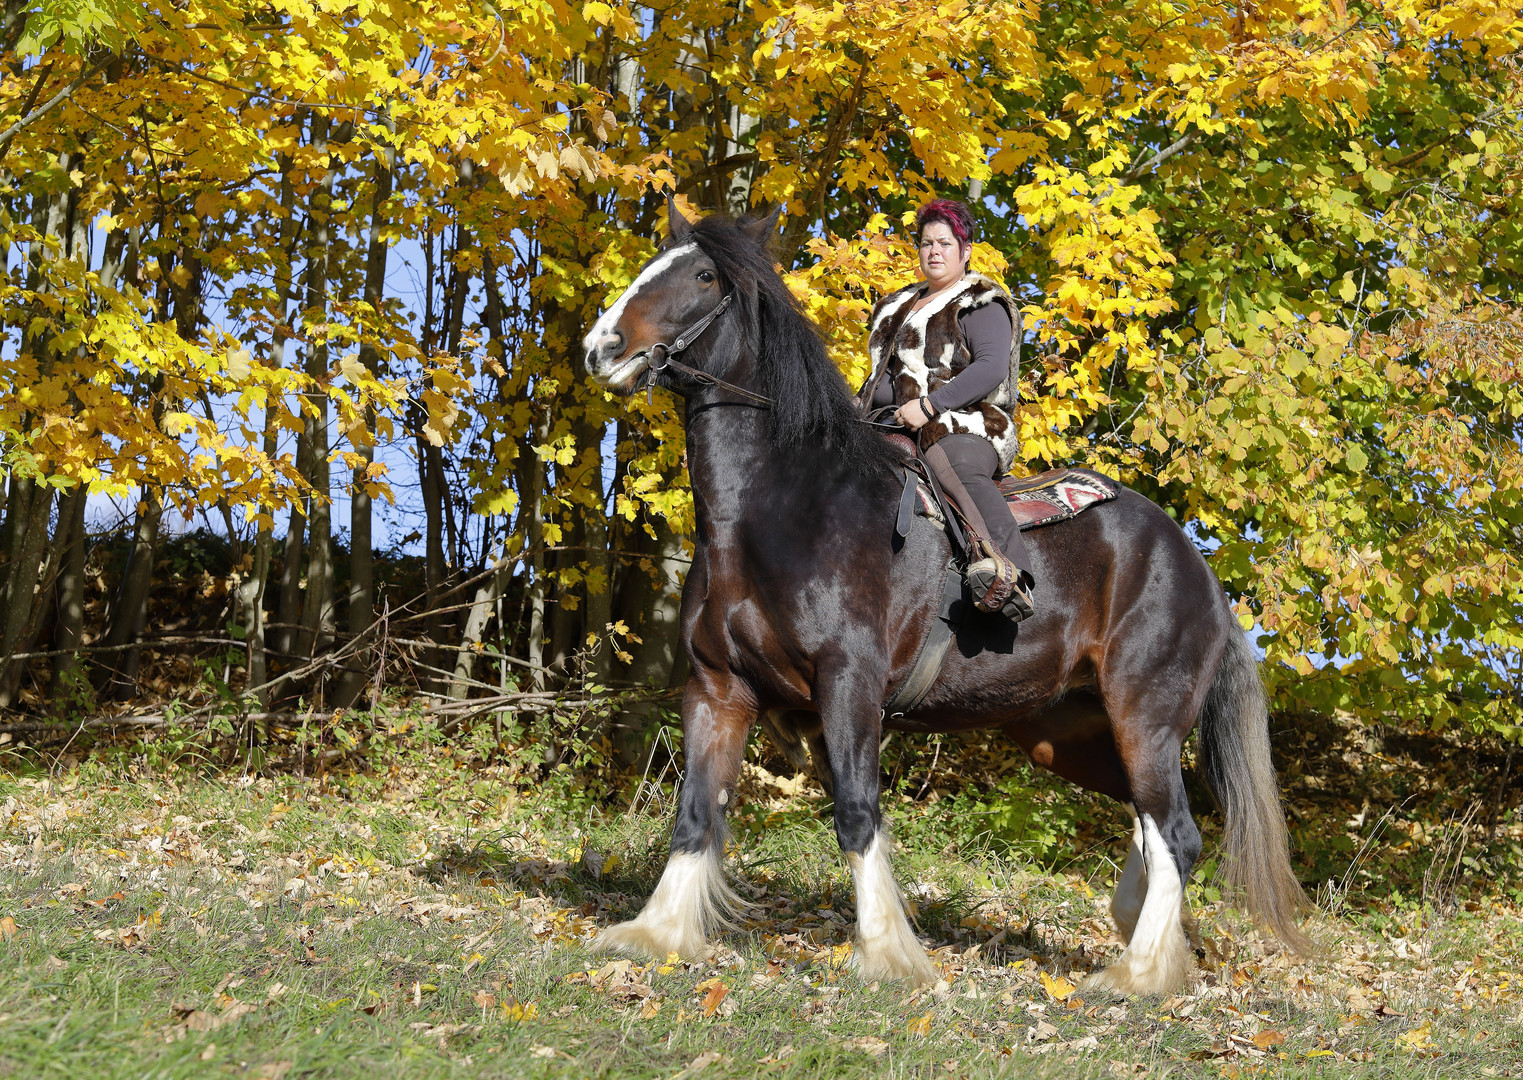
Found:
[580,204,1309,993]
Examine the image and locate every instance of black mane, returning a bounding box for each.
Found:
[686,213,896,474]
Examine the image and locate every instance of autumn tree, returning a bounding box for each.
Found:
[0,0,1517,758]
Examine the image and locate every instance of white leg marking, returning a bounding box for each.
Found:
[583,241,698,357]
[598,848,737,960]
[1111,813,1147,944]
[848,832,937,985]
[1085,814,1191,995]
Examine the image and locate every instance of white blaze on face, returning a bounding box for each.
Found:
[582,241,698,384]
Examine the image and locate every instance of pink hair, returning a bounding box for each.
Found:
[916,198,975,248]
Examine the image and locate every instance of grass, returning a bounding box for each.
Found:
[2,719,1522,1078]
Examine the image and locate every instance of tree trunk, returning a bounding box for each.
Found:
[47,484,86,705]
[584,476,613,680]
[271,151,305,664]
[98,486,162,699]
[519,419,549,691]
[275,466,306,658]
[2,150,84,704]
[296,112,341,669]
[238,410,279,706]
[449,540,522,699]
[334,121,395,709]
[0,479,54,706]
[540,293,602,677]
[418,432,448,696]
[608,509,689,765]
[0,472,26,632]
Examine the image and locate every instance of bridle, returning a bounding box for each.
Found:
[630,288,904,431]
[638,292,774,407]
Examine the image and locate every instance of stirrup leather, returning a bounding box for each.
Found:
[966,541,1032,621]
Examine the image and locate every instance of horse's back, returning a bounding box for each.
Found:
[902,485,1235,728]
[1030,486,1233,616]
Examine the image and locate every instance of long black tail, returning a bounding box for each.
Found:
[1197,630,1313,953]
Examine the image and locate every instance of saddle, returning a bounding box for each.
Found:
[998,468,1122,530]
[907,468,1122,532]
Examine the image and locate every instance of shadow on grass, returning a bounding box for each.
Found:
[408,808,1107,988]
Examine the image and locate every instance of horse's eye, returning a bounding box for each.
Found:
[697,270,715,283]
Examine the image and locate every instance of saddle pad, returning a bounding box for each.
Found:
[998,467,1121,530]
[913,467,1118,531]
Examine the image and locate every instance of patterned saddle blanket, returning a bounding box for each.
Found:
[914,466,1122,532]
[997,468,1122,530]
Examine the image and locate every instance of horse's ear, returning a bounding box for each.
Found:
[740,205,782,245]
[667,195,693,243]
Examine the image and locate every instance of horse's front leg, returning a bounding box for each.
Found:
[600,673,754,960]
[821,671,938,986]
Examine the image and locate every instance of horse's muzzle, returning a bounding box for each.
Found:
[585,342,650,393]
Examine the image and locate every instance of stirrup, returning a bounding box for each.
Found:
[966,543,1033,622]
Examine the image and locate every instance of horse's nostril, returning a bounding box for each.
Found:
[607,328,625,354]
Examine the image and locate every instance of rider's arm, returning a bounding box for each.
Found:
[926,304,1012,415]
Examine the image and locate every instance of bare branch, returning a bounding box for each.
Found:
[1119,130,1200,185]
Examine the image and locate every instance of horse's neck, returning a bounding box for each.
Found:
[684,404,856,531]
[686,405,779,524]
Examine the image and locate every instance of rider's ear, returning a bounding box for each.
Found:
[667,195,694,243]
[740,205,782,245]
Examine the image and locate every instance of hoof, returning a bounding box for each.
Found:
[847,833,938,987]
[597,917,706,962]
[595,849,735,962]
[854,938,938,987]
[1080,942,1191,997]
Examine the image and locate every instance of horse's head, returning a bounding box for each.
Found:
[583,199,779,394]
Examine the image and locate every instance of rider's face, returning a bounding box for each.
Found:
[918,221,968,291]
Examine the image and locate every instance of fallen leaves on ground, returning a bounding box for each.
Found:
[3,726,1522,1075]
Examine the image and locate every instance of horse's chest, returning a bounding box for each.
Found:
[682,548,873,703]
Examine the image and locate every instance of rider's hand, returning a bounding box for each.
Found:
[895,397,932,431]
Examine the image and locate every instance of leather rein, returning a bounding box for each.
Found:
[637,292,903,429]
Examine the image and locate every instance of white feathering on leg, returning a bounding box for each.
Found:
[1111,811,1147,944]
[847,832,937,985]
[1086,814,1191,995]
[598,849,738,961]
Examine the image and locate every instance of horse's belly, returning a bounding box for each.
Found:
[1003,692,1130,802]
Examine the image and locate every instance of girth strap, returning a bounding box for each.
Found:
[882,560,964,719]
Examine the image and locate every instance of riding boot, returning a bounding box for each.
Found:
[966,544,1033,621]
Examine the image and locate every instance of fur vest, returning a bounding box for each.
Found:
[859,273,1021,470]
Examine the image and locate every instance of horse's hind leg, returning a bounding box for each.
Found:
[1000,702,1151,947]
[1087,751,1201,995]
[820,675,937,986]
[600,678,752,960]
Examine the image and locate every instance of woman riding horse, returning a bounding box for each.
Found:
[581,202,1309,993]
[857,198,1032,621]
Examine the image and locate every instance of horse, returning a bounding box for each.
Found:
[579,201,1310,993]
